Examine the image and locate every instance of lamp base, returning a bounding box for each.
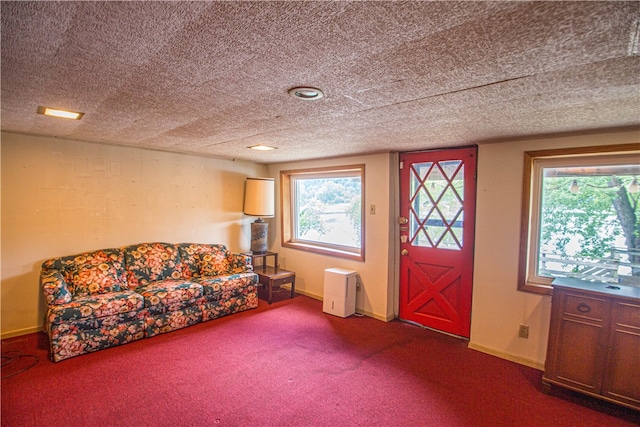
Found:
[250,218,269,254]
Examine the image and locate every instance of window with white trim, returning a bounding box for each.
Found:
[519,145,639,294]
[281,165,365,261]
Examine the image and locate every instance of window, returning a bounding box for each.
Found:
[409,160,465,250]
[518,144,639,294]
[281,165,365,261]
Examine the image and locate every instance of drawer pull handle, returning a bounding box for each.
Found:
[577,303,591,313]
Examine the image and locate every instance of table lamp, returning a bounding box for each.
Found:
[243,177,275,254]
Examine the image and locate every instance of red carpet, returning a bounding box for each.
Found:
[2,295,638,426]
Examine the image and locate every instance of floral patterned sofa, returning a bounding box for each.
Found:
[40,242,258,362]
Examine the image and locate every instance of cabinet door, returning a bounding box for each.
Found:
[602,300,640,409]
[546,292,607,393]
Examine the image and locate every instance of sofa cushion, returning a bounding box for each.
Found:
[228,253,253,274]
[135,279,204,315]
[178,243,231,279]
[194,272,258,301]
[199,252,230,276]
[42,248,126,297]
[71,263,122,297]
[46,290,144,325]
[42,248,124,273]
[123,243,183,288]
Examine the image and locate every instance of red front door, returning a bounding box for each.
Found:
[399,147,477,338]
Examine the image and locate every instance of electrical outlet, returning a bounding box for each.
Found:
[518,324,530,339]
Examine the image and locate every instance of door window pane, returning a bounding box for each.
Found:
[410,161,464,250]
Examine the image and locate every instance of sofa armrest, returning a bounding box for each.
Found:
[40,270,72,305]
[228,253,254,274]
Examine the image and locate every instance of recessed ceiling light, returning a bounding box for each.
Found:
[37,106,84,120]
[249,144,276,151]
[288,87,324,100]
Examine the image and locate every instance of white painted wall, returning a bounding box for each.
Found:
[1,132,266,337]
[470,129,639,368]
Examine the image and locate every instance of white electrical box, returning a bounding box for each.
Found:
[323,268,357,318]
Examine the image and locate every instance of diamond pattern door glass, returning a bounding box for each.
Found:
[409,160,464,250]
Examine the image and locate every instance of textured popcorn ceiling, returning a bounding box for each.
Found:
[1,1,639,164]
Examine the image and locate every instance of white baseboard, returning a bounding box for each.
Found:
[286,286,392,322]
[1,326,41,340]
[468,342,544,371]
[357,310,393,322]
[284,286,322,301]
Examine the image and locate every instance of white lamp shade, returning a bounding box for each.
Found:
[243,177,275,217]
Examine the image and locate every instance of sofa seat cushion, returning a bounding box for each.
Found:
[47,290,144,325]
[194,272,258,301]
[136,279,204,315]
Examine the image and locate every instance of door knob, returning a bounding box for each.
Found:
[401,249,409,256]
[398,217,408,225]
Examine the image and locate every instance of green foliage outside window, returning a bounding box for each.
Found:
[541,174,639,278]
[298,199,328,237]
[295,176,361,247]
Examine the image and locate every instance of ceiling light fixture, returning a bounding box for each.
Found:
[288,87,324,100]
[569,179,580,194]
[37,106,84,120]
[249,144,276,151]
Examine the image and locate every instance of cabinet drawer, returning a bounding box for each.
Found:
[615,302,640,329]
[564,294,605,321]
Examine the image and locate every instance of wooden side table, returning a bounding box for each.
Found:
[243,252,295,304]
[243,251,278,272]
[257,266,296,304]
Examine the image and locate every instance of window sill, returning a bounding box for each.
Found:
[518,281,553,296]
[283,241,364,262]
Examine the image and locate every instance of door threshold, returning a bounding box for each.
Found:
[399,318,470,341]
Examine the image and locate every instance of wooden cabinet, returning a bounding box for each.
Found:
[543,278,640,410]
